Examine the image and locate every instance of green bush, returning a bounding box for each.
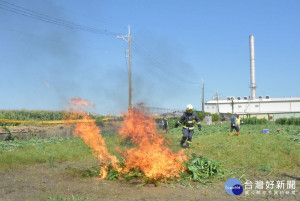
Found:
[295,118,300,125]
[95,117,104,127]
[242,117,268,125]
[195,111,211,121]
[212,114,219,122]
[287,118,295,125]
[276,117,300,125]
[167,118,179,128]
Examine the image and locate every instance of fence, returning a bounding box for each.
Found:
[141,107,184,117]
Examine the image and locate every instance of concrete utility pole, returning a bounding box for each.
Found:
[117,25,132,109]
[202,80,204,117]
[249,35,256,100]
[216,91,220,115]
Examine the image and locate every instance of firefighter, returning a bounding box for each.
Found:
[175,104,202,148]
[229,114,240,136]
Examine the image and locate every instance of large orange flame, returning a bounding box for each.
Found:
[119,108,187,180]
[67,98,119,179]
[66,98,187,181]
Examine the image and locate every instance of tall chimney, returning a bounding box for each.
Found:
[249,35,256,100]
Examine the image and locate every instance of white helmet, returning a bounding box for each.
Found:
[186,104,193,112]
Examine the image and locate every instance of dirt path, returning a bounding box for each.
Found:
[0,125,73,141]
[0,160,298,201]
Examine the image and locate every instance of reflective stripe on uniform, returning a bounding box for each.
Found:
[186,121,193,124]
[183,126,194,130]
[187,141,191,143]
[197,122,201,125]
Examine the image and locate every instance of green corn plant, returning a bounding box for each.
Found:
[183,153,224,181]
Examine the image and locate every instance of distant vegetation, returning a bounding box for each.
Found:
[0,110,112,126]
[0,110,110,120]
[241,117,268,125]
[275,117,300,125]
[0,110,65,121]
[195,111,211,121]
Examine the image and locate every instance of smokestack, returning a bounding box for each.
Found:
[249,35,256,100]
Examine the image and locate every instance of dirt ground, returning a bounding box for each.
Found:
[0,123,121,141]
[0,125,73,141]
[0,125,299,201]
[0,160,299,201]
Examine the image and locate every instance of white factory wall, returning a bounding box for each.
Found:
[205,98,300,116]
[292,102,300,111]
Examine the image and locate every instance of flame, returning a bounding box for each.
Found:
[119,108,187,180]
[66,98,187,181]
[67,98,119,179]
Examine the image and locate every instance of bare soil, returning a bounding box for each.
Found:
[0,123,121,141]
[0,159,298,201]
[0,125,73,141]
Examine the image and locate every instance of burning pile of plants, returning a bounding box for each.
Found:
[66,98,224,184]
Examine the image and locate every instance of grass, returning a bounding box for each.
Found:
[1,122,299,182]
[166,122,300,177]
[0,137,95,170]
[44,195,90,201]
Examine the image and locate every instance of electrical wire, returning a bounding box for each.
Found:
[0,0,121,36]
[42,0,124,30]
[0,0,210,92]
[0,25,116,52]
[132,39,200,85]
[117,37,181,87]
[131,46,182,87]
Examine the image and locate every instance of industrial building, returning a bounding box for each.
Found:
[204,35,300,120]
[205,96,300,120]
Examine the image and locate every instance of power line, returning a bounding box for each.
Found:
[0,25,117,52]
[132,39,200,85]
[0,0,121,36]
[0,1,205,94]
[131,60,173,88]
[133,38,200,85]
[131,46,182,87]
[42,0,124,30]
[117,36,180,87]
[133,39,219,94]
[131,59,180,88]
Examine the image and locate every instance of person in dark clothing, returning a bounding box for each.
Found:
[175,104,202,148]
[162,116,168,131]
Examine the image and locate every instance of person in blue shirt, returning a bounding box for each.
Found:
[230,114,240,136]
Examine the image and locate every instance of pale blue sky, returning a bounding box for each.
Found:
[1,0,299,114]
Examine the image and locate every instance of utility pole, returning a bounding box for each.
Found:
[202,80,204,117]
[216,91,220,120]
[117,25,132,109]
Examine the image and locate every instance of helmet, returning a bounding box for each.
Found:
[186,104,193,113]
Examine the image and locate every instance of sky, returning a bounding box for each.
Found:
[1,0,300,115]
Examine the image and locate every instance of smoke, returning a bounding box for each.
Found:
[1,1,199,114]
[132,32,199,108]
[0,0,86,111]
[87,64,128,114]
